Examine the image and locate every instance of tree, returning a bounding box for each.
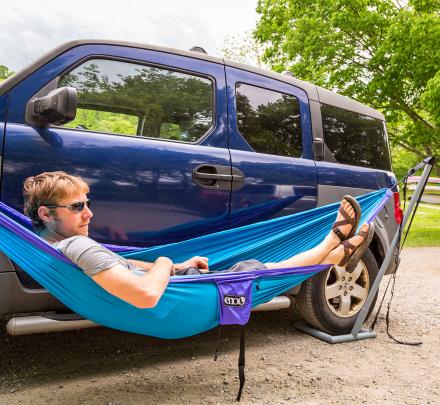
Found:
[254,0,440,171]
[0,65,14,81]
[220,31,267,68]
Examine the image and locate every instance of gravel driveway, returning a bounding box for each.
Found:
[1,247,439,404]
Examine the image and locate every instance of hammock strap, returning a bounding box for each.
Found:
[214,325,222,361]
[236,326,246,402]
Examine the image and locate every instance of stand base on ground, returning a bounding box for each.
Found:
[294,322,377,344]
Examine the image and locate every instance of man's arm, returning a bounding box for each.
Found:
[127,259,154,271]
[127,256,209,273]
[92,256,173,309]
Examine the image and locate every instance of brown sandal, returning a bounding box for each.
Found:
[338,223,375,272]
[331,195,361,242]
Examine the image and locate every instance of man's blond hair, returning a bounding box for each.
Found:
[23,171,89,231]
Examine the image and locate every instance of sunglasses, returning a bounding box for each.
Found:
[45,199,91,213]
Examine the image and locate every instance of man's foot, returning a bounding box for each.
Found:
[327,196,360,249]
[322,223,371,267]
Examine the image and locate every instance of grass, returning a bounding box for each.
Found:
[403,203,440,247]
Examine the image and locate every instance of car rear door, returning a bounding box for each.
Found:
[225,66,317,228]
[2,44,231,247]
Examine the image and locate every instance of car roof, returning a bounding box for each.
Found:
[0,39,384,121]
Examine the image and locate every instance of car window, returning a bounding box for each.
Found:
[321,104,391,170]
[58,59,213,142]
[235,83,302,158]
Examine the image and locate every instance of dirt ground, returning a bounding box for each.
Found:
[0,247,439,404]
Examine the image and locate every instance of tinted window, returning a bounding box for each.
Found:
[321,104,391,170]
[58,59,213,142]
[235,83,302,157]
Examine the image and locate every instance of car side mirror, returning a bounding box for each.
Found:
[26,87,77,126]
[313,138,324,161]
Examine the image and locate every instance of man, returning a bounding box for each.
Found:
[23,171,371,309]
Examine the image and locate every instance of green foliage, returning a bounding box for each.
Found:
[404,204,440,247]
[391,146,420,180]
[0,65,14,82]
[254,0,440,169]
[160,123,181,139]
[220,32,267,68]
[65,109,138,136]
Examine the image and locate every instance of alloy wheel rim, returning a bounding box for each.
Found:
[324,262,370,318]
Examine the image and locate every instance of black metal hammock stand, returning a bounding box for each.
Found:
[295,156,436,347]
[369,156,437,346]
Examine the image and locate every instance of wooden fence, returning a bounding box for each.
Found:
[407,176,440,204]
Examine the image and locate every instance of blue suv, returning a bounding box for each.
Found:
[0,40,401,335]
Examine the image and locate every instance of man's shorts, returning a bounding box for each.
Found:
[175,259,267,276]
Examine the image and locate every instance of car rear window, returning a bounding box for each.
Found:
[321,104,391,171]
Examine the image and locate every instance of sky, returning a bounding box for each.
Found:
[0,0,259,72]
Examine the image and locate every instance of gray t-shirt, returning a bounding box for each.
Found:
[55,236,147,277]
[55,236,268,277]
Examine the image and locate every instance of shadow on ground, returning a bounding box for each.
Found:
[0,309,299,393]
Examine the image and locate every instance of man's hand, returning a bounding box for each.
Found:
[175,256,209,273]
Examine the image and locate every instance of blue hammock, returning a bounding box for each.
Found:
[0,189,391,339]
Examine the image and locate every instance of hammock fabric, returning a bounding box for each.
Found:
[0,189,391,339]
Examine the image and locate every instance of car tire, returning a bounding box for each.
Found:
[295,248,379,335]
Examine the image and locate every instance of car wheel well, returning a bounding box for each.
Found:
[369,234,384,269]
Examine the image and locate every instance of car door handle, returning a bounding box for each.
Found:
[193,165,245,190]
[231,173,244,183]
[194,172,232,181]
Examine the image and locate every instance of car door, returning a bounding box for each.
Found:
[2,44,231,246]
[0,93,6,169]
[225,66,317,228]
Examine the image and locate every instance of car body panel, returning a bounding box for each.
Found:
[2,124,233,246]
[0,272,65,314]
[315,161,396,190]
[226,66,318,223]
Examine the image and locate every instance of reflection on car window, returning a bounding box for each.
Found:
[235,83,302,157]
[321,104,391,170]
[58,59,213,142]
